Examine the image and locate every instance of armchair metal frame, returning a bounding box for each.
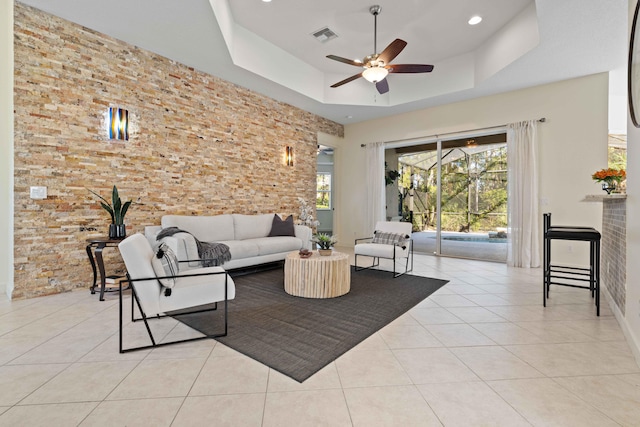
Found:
[118,266,230,353]
[354,236,414,278]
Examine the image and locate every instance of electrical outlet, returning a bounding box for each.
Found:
[30,186,47,199]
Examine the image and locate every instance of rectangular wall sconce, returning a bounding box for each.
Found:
[108,107,129,140]
[286,146,293,166]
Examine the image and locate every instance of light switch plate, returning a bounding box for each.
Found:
[30,186,47,199]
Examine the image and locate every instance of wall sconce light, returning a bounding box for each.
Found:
[286,146,293,166]
[108,107,129,140]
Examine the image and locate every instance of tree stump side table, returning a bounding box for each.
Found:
[284,251,350,298]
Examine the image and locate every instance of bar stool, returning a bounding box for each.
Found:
[543,213,601,316]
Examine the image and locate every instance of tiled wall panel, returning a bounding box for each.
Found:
[601,198,626,313]
[13,3,343,299]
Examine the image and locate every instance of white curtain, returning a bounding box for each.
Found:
[365,141,386,235]
[507,120,540,268]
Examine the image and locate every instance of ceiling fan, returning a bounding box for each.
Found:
[327,5,434,94]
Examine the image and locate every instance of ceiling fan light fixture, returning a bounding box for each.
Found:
[362,66,388,83]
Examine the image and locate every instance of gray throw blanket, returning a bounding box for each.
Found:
[156,227,232,267]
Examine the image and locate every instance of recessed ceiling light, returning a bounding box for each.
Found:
[262,0,272,2]
[468,15,482,25]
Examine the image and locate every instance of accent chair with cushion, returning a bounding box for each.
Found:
[118,233,236,352]
[354,221,414,278]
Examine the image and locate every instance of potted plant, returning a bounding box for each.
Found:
[311,233,338,256]
[385,162,400,186]
[592,168,626,194]
[89,185,133,239]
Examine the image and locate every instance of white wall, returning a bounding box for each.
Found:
[610,66,628,134]
[337,73,609,268]
[625,0,640,365]
[1,1,14,298]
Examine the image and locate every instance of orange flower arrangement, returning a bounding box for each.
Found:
[592,168,626,183]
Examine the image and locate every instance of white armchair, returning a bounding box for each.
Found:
[354,221,414,278]
[118,233,235,353]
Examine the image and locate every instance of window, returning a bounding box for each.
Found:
[316,173,331,210]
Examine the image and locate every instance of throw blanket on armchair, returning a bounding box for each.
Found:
[156,227,232,267]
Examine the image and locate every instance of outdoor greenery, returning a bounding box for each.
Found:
[608,145,627,170]
[385,162,400,186]
[316,173,331,209]
[397,145,508,233]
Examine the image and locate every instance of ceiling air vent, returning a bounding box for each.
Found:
[311,27,338,43]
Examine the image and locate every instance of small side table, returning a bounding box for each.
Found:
[284,251,350,298]
[86,237,125,301]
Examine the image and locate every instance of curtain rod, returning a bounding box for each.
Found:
[360,117,546,147]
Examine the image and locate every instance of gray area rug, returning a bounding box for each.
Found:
[170,266,448,382]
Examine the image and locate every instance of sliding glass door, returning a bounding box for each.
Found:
[438,141,507,261]
[393,134,507,262]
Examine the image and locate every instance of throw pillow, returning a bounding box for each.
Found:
[151,243,179,288]
[268,214,295,237]
[372,231,410,248]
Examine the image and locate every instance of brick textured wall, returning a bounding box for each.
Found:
[13,3,343,299]
[601,198,626,314]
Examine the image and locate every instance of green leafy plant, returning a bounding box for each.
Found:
[311,233,338,250]
[385,162,400,186]
[89,185,132,225]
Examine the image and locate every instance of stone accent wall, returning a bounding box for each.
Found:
[13,3,343,299]
[601,198,626,314]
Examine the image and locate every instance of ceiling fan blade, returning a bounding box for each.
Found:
[387,64,434,73]
[326,55,363,67]
[376,78,389,94]
[330,72,364,88]
[378,39,407,64]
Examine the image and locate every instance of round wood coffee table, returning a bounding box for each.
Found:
[284,251,350,298]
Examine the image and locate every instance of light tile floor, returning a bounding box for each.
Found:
[1,249,639,426]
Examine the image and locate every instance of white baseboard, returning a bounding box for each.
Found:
[602,284,640,368]
[0,281,9,300]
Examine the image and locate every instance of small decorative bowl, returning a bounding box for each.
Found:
[299,249,312,258]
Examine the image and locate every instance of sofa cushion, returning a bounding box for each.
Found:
[162,215,234,242]
[372,231,410,248]
[219,240,260,260]
[268,214,295,237]
[253,236,303,256]
[150,243,179,288]
[233,214,274,240]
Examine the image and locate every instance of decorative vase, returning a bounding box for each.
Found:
[318,249,332,256]
[109,224,126,240]
[601,180,618,195]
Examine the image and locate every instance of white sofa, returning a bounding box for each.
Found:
[145,214,312,270]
